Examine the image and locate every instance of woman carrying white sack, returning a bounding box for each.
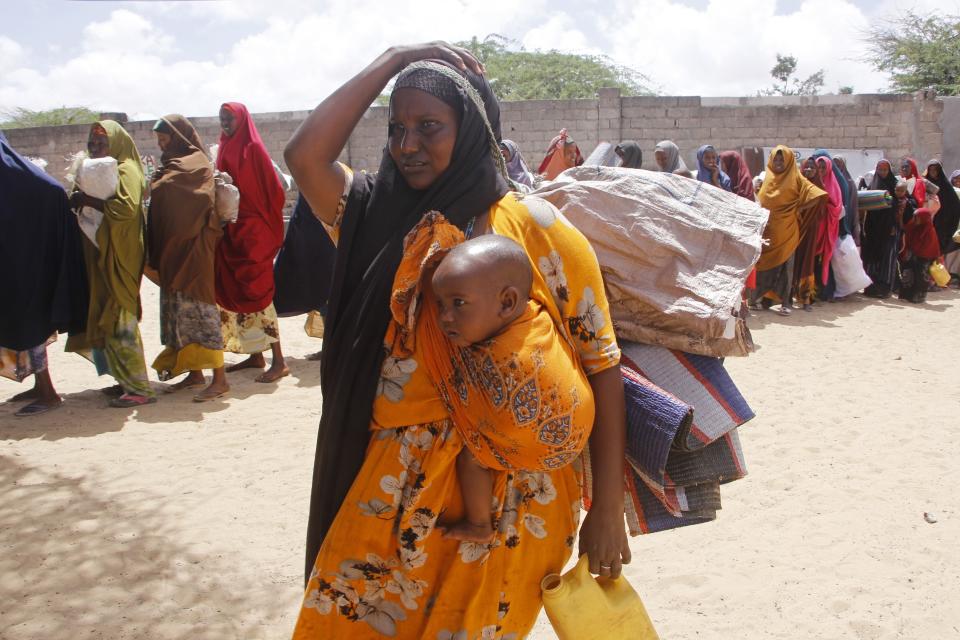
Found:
[67,120,156,408]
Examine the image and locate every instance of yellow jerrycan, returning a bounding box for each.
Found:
[541,554,660,640]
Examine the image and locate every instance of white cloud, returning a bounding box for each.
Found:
[0,36,24,76]
[0,0,928,121]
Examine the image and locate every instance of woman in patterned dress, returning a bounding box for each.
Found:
[284,43,630,639]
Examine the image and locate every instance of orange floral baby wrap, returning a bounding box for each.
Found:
[390,212,595,472]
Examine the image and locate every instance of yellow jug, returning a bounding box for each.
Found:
[541,555,660,640]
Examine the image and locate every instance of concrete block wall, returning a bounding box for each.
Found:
[3,90,948,204]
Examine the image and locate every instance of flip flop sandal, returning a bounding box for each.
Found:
[162,381,206,394]
[14,401,62,417]
[109,394,158,408]
[777,306,792,316]
[192,389,229,403]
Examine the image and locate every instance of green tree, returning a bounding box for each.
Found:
[839,85,854,95]
[456,35,654,100]
[0,106,99,129]
[760,54,824,96]
[863,11,960,95]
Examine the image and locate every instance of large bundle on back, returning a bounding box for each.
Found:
[534,166,769,357]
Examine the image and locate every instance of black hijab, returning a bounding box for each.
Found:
[925,159,960,254]
[0,132,88,351]
[615,140,643,169]
[305,61,509,581]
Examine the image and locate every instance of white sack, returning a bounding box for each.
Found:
[831,234,872,298]
[76,156,119,248]
[533,166,769,357]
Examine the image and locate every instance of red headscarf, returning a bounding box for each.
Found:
[903,207,941,260]
[538,128,583,180]
[814,156,843,281]
[719,150,755,201]
[902,157,927,205]
[214,102,286,313]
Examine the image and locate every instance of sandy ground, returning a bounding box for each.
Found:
[2,280,959,640]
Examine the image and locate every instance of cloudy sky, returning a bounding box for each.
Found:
[1,0,957,121]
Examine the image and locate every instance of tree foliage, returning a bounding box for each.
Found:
[863,11,960,95]
[0,106,99,129]
[457,35,654,100]
[759,54,824,96]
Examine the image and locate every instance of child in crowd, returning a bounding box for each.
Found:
[430,235,594,542]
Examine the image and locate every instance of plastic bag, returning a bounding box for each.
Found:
[76,156,119,248]
[213,170,240,224]
[831,234,872,297]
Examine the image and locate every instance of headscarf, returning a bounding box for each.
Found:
[832,155,859,238]
[951,168,960,184]
[696,145,732,191]
[811,149,852,236]
[147,114,220,304]
[538,128,583,180]
[655,140,688,174]
[214,102,286,313]
[0,132,88,351]
[814,156,844,281]
[500,139,534,187]
[925,159,960,254]
[720,150,755,201]
[306,61,510,579]
[901,157,926,205]
[615,140,643,169]
[903,208,941,260]
[756,144,827,271]
[870,159,898,195]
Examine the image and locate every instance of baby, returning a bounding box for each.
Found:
[430,235,593,542]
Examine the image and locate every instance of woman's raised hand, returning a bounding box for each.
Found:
[390,41,485,75]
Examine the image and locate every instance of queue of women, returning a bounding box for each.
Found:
[2,38,958,639]
[505,133,960,315]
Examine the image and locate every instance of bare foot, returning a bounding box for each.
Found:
[193,381,230,402]
[8,388,40,402]
[442,519,495,543]
[255,363,290,383]
[226,354,266,373]
[168,372,206,391]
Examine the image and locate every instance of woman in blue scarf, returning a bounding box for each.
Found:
[696,144,732,191]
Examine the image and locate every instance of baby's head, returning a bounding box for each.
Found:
[431,235,533,347]
[895,179,908,198]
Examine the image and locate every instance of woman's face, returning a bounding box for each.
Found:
[928,163,941,180]
[654,148,668,170]
[155,131,172,152]
[388,87,460,191]
[900,160,912,178]
[87,128,109,159]
[219,107,237,138]
[562,142,578,167]
[771,151,786,174]
[701,149,717,170]
[801,160,816,179]
[817,160,829,178]
[952,175,960,188]
[499,144,511,162]
[877,162,891,179]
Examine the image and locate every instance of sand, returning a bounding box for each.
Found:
[2,280,959,639]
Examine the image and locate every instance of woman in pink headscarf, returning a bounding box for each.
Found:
[814,156,844,294]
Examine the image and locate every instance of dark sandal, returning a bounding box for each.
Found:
[15,400,62,417]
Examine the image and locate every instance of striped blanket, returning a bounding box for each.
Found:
[584,341,755,535]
